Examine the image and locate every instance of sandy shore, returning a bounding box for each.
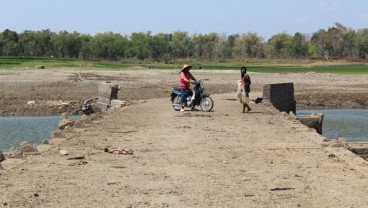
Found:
[1,69,368,207]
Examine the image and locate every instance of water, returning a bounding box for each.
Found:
[0,116,78,152]
[298,109,368,142]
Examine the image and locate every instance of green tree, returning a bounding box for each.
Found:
[128,32,151,60]
[341,30,356,58]
[233,32,264,60]
[307,43,318,58]
[150,33,172,61]
[171,31,193,59]
[267,33,292,58]
[310,23,349,59]
[356,29,368,59]
[311,29,330,59]
[214,34,230,61]
[51,31,82,58]
[78,34,92,59]
[289,32,308,57]
[18,29,54,57]
[191,33,206,58]
[330,22,348,57]
[90,32,128,60]
[0,32,3,55]
[18,30,38,56]
[0,29,20,56]
[192,33,219,60]
[225,34,238,59]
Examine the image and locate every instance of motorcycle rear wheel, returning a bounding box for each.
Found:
[200,96,214,112]
[172,95,182,111]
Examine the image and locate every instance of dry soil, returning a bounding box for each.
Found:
[1,69,368,207]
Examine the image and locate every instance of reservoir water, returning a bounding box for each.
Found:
[0,116,78,152]
[298,109,368,142]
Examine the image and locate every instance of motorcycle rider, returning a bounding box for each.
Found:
[179,64,197,112]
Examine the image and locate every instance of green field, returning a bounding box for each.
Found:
[1,57,368,74]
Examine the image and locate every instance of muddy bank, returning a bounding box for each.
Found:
[1,70,368,116]
[0,82,96,116]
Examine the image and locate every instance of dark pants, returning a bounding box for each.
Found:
[180,88,187,107]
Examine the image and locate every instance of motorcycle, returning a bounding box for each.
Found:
[170,80,214,112]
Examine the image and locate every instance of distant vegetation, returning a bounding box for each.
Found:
[1,22,368,64]
[1,22,368,74]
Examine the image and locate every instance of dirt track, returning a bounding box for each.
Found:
[1,69,368,207]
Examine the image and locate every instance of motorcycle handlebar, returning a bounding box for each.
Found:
[192,80,203,84]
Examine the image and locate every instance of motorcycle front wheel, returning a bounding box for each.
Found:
[172,95,182,111]
[200,96,214,112]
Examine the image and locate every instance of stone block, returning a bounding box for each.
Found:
[58,119,75,130]
[98,82,120,100]
[98,83,111,99]
[110,99,127,108]
[96,102,109,112]
[8,147,23,158]
[98,96,111,105]
[52,130,66,138]
[263,82,296,114]
[346,142,368,155]
[20,141,38,153]
[0,151,5,162]
[36,65,45,69]
[296,113,324,134]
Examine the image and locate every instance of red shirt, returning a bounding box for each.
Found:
[241,74,251,93]
[179,71,194,89]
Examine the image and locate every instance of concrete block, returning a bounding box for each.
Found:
[296,113,324,134]
[96,102,109,111]
[110,99,127,108]
[98,82,119,100]
[263,82,296,114]
[98,96,111,105]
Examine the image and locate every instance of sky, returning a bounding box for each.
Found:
[1,0,368,40]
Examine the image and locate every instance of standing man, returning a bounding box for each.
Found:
[240,66,252,113]
[179,64,197,112]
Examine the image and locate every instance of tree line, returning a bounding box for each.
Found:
[1,23,367,62]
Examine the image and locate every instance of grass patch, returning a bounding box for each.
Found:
[1,57,367,74]
[0,57,135,70]
[170,63,368,74]
[248,64,368,74]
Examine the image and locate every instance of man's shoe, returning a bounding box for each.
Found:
[180,108,185,112]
